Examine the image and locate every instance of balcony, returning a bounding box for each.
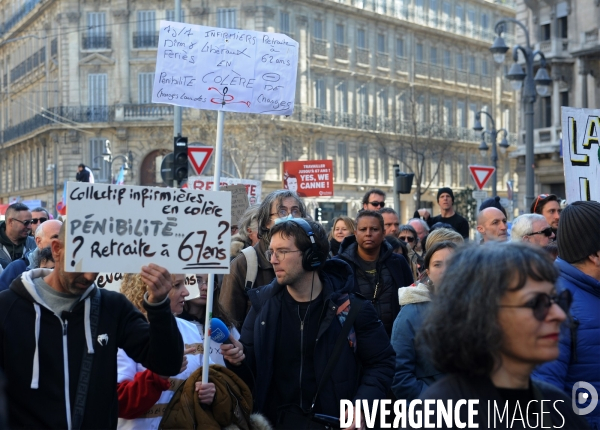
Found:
[481,76,492,88]
[83,35,112,50]
[120,104,174,120]
[415,62,428,76]
[376,53,389,69]
[1,0,42,36]
[429,65,442,80]
[356,48,369,65]
[443,68,456,83]
[456,70,468,84]
[311,38,327,57]
[334,43,349,61]
[2,106,115,144]
[395,57,408,73]
[133,33,159,49]
[468,74,480,87]
[10,47,46,83]
[537,38,570,59]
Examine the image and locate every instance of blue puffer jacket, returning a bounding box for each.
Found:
[532,258,600,429]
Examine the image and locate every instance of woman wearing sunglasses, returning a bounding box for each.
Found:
[416,243,588,429]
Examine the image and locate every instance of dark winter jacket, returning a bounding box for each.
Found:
[229,259,395,418]
[220,240,274,330]
[0,269,184,429]
[0,221,36,268]
[336,235,414,336]
[418,374,590,429]
[391,283,443,401]
[0,248,38,292]
[532,257,600,429]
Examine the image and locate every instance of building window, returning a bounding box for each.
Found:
[429,0,438,26]
[280,11,290,33]
[396,38,404,57]
[481,13,489,31]
[357,29,366,49]
[457,101,466,128]
[90,138,110,182]
[217,8,237,29]
[85,12,108,49]
[469,103,477,128]
[223,152,238,178]
[314,78,326,109]
[541,96,552,128]
[377,90,388,118]
[559,16,568,38]
[336,82,348,113]
[541,23,551,41]
[282,138,294,161]
[377,34,386,53]
[315,140,327,160]
[455,5,464,32]
[336,142,348,181]
[481,59,488,76]
[358,85,369,115]
[456,52,464,70]
[336,24,345,44]
[430,96,439,122]
[313,19,324,39]
[442,2,452,29]
[358,145,369,182]
[88,74,107,121]
[444,99,453,126]
[443,49,451,67]
[467,9,476,34]
[138,73,154,104]
[468,55,476,74]
[560,91,569,109]
[430,47,438,65]
[444,159,452,187]
[416,43,424,63]
[135,11,157,48]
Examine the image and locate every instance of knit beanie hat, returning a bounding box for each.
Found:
[557,201,600,264]
[437,187,454,202]
[479,196,507,217]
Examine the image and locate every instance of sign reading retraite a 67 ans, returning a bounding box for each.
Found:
[66,182,231,274]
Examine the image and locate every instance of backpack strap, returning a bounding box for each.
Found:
[71,289,101,429]
[241,246,259,295]
[310,296,365,413]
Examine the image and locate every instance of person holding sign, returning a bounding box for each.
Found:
[116,273,216,428]
[0,224,184,429]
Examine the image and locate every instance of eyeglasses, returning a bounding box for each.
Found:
[532,194,550,214]
[368,201,385,208]
[500,290,572,322]
[398,236,415,243]
[31,217,48,224]
[265,249,303,261]
[270,207,302,219]
[526,227,554,238]
[11,218,33,227]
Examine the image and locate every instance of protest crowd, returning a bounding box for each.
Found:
[0,184,599,430]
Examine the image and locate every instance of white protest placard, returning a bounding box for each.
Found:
[66,182,231,274]
[188,176,261,204]
[152,22,299,115]
[562,107,600,203]
[222,184,249,227]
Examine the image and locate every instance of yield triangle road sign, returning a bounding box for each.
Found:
[188,146,214,175]
[468,165,496,190]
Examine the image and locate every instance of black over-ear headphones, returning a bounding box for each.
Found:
[283,218,326,271]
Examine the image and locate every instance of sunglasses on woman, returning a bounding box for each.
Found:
[398,236,415,243]
[500,289,572,321]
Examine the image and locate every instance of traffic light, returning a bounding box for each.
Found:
[314,207,322,222]
[395,171,415,194]
[173,135,188,185]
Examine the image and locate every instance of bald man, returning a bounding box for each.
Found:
[0,220,62,291]
[476,207,508,243]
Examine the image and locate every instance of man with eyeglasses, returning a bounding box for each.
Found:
[220,190,307,330]
[361,188,386,211]
[30,207,49,236]
[0,203,36,269]
[414,187,469,239]
[511,214,555,246]
[530,193,562,234]
[532,200,600,429]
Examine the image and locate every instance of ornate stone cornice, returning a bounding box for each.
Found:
[111,10,130,18]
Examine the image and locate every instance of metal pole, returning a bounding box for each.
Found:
[52,165,57,218]
[490,129,498,197]
[523,48,537,210]
[173,0,182,145]
[202,110,226,385]
[392,164,401,219]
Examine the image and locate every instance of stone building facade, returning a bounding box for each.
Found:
[0,0,517,224]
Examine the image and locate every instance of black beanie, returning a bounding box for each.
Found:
[557,201,600,264]
[437,187,454,202]
[479,196,507,217]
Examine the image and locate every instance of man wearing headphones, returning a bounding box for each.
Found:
[221,218,394,429]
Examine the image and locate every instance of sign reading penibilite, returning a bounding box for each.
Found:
[66,182,231,274]
[152,21,299,115]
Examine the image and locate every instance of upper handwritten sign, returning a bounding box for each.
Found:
[66,182,231,274]
[152,21,299,116]
[562,107,600,203]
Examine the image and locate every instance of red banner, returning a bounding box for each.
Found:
[282,160,334,197]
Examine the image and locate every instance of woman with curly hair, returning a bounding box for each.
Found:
[417,243,588,429]
[116,273,215,429]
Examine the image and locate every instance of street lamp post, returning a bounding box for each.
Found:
[473,111,510,198]
[92,140,134,183]
[489,18,552,210]
[46,164,57,218]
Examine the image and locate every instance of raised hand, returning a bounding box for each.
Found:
[140,264,172,304]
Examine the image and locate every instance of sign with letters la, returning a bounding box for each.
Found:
[152,21,299,115]
[562,107,600,203]
[65,182,231,274]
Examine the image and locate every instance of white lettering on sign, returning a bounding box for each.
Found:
[66,182,231,274]
[152,22,299,116]
[562,107,600,203]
